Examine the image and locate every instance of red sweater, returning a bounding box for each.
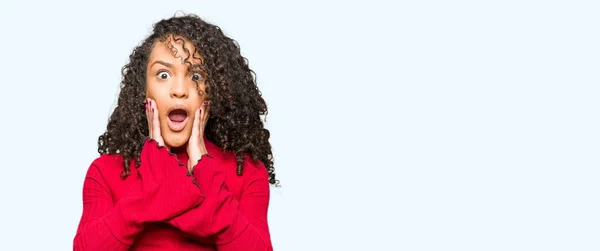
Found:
[73,138,273,250]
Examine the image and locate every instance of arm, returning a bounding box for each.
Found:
[73,138,204,250]
[72,159,135,251]
[168,156,273,251]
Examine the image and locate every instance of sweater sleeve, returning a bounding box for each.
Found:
[72,158,133,251]
[167,155,273,251]
[73,138,204,250]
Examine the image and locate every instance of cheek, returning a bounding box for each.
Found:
[145,79,159,98]
[146,81,169,101]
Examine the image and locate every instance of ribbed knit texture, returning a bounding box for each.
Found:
[73,138,272,250]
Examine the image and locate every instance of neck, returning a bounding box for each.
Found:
[169,143,187,154]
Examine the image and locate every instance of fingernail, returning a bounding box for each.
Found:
[152,108,154,112]
[149,100,152,106]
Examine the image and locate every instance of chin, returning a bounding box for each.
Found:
[163,132,190,148]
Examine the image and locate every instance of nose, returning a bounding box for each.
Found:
[170,77,188,99]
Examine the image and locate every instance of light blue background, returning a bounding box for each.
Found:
[0,0,598,250]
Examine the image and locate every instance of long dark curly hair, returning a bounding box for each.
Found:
[98,14,277,185]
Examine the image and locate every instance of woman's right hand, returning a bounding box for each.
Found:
[146,98,165,146]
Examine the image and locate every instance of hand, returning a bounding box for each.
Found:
[146,98,165,147]
[187,100,210,172]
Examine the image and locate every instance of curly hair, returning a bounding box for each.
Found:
[98,14,277,185]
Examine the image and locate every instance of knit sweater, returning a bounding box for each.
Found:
[73,137,272,250]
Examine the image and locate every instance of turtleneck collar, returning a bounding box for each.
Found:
[169,135,217,166]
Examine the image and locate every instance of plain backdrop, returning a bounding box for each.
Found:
[0,0,599,250]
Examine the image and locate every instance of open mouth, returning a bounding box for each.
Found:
[166,106,189,132]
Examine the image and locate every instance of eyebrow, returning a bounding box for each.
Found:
[150,60,204,71]
[151,60,173,68]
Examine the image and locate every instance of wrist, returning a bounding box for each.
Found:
[192,144,208,158]
[190,150,209,169]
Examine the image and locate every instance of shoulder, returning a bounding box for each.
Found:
[81,154,140,202]
[214,150,267,177]
[242,154,268,179]
[85,154,130,180]
[83,154,138,194]
[204,139,269,181]
[209,149,268,192]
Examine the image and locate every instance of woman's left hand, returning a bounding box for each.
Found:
[187,100,210,172]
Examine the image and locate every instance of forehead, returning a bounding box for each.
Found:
[149,35,203,66]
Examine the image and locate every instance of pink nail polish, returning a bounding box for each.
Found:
[152,108,154,112]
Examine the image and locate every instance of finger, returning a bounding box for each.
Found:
[149,99,154,138]
[202,101,210,125]
[191,108,201,138]
[151,99,161,138]
[200,101,207,120]
[146,98,152,137]
[194,108,202,127]
[198,103,205,128]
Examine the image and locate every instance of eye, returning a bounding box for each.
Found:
[157,71,171,80]
[191,72,203,81]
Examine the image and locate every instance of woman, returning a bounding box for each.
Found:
[73,14,277,250]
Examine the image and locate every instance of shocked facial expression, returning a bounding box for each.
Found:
[145,34,208,149]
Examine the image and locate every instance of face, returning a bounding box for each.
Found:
[146,35,208,149]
